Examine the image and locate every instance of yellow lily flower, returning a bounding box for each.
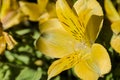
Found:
[0,0,25,30]
[19,0,56,23]
[37,0,111,80]
[0,22,17,54]
[105,0,120,53]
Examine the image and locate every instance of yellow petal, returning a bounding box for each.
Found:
[3,32,17,50]
[73,0,103,27]
[77,43,111,79]
[39,2,57,24]
[74,60,99,80]
[111,35,120,53]
[39,12,49,24]
[0,0,23,29]
[2,11,25,30]
[36,18,78,58]
[19,1,41,21]
[0,0,19,19]
[91,43,111,75]
[56,0,86,42]
[85,15,103,44]
[74,0,103,44]
[104,0,120,22]
[0,36,6,54]
[48,53,79,80]
[37,0,48,13]
[111,21,120,35]
[46,2,57,18]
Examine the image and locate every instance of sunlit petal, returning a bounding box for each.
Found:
[73,0,103,26]
[74,59,99,80]
[56,0,86,42]
[48,53,79,80]
[73,0,103,44]
[36,18,78,58]
[91,43,111,75]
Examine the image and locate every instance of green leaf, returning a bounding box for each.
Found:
[18,45,33,53]
[15,29,31,35]
[16,67,42,80]
[5,51,15,62]
[13,54,30,65]
[0,65,11,80]
[35,51,42,58]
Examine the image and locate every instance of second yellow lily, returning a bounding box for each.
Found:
[105,0,120,54]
